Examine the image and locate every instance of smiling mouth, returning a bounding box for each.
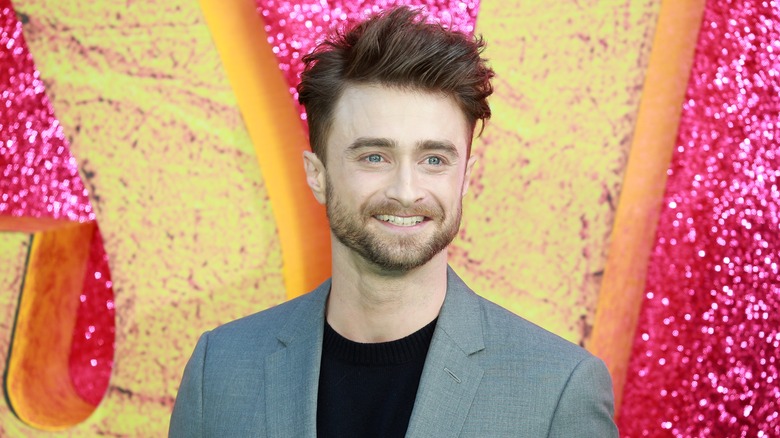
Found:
[375,214,426,227]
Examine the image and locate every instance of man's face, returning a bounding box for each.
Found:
[308,84,475,272]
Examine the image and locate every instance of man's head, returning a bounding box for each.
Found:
[300,7,494,272]
[298,6,493,163]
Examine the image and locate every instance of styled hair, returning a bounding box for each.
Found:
[297,6,494,161]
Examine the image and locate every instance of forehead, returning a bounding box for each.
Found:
[326,84,470,156]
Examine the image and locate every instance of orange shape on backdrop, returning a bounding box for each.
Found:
[6,222,97,430]
[588,0,707,414]
[199,0,331,299]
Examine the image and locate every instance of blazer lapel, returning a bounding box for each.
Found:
[264,280,330,438]
[405,267,485,438]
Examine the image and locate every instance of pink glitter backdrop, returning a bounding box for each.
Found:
[0,3,93,224]
[255,0,480,122]
[68,224,115,406]
[0,1,113,407]
[620,0,780,436]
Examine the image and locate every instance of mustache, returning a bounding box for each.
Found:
[362,200,443,218]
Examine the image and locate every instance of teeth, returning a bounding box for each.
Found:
[376,215,425,226]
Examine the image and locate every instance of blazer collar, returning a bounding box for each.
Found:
[436,266,486,355]
[405,266,486,437]
[264,279,330,438]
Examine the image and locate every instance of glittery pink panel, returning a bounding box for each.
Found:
[620,1,780,437]
[68,225,115,406]
[255,0,480,122]
[1,1,114,406]
[0,3,93,224]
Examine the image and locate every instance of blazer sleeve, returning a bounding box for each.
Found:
[169,332,209,438]
[547,355,619,437]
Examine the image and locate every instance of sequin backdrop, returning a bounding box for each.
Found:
[0,3,93,223]
[620,1,780,436]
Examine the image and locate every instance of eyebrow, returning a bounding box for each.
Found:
[416,140,459,157]
[346,137,460,157]
[347,137,397,151]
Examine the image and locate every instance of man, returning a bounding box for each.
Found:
[170,6,618,437]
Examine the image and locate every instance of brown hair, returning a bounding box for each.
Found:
[297,6,494,162]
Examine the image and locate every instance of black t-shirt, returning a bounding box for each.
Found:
[316,318,437,438]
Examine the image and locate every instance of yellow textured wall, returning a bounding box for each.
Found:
[458,0,660,342]
[0,0,661,435]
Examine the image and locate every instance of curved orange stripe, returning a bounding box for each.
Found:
[199,0,331,299]
[6,222,96,430]
[588,0,707,414]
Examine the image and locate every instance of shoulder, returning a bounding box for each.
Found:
[444,267,594,368]
[473,296,618,436]
[170,281,330,436]
[475,295,593,367]
[463,291,617,435]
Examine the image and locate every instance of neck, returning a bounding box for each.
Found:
[326,239,448,343]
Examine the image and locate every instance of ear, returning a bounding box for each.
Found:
[303,151,327,205]
[461,155,477,197]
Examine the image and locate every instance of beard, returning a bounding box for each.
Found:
[325,176,462,272]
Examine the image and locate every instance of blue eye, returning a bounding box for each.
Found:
[426,156,442,165]
[366,154,383,163]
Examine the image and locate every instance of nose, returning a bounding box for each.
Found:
[385,162,425,207]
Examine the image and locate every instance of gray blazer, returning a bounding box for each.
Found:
[170,267,618,437]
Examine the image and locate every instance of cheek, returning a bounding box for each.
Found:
[331,181,378,211]
[436,174,467,199]
[347,174,387,198]
[423,180,463,215]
